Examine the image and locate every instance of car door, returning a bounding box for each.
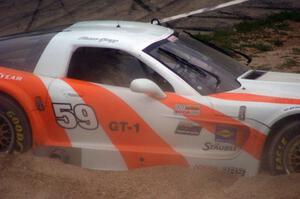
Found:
[48,47,191,169]
[49,45,249,169]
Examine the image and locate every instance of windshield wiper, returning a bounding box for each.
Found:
[183,31,252,65]
[158,47,221,88]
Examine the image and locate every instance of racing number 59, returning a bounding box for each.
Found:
[53,103,98,130]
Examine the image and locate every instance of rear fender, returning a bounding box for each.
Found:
[0,67,70,147]
[0,81,50,146]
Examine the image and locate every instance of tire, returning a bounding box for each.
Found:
[0,94,31,153]
[268,121,300,175]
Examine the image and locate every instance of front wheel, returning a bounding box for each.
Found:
[0,94,31,153]
[268,121,300,175]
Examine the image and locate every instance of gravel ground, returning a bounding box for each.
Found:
[1,153,300,199]
[0,0,229,36]
[1,0,298,36]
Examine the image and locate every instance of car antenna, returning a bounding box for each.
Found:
[151,18,161,25]
[116,21,121,28]
[150,18,173,29]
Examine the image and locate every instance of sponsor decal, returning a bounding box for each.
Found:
[193,164,218,171]
[222,167,246,176]
[167,35,178,42]
[78,36,99,41]
[98,38,118,43]
[215,125,237,144]
[203,142,237,151]
[109,121,140,133]
[6,111,24,151]
[275,137,288,171]
[79,37,119,43]
[0,73,23,81]
[284,106,300,112]
[238,106,246,121]
[174,104,200,116]
[175,121,201,136]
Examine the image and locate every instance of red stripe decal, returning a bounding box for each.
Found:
[210,93,300,105]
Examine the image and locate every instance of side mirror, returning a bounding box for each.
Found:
[130,79,166,100]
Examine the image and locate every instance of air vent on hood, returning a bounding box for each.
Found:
[243,70,266,80]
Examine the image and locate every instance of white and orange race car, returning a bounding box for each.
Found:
[0,21,299,176]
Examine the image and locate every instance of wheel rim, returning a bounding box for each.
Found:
[284,135,300,174]
[0,112,14,153]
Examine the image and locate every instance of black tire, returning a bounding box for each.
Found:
[0,94,31,153]
[268,121,300,175]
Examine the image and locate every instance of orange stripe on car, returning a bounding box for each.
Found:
[161,93,266,159]
[64,79,188,169]
[210,93,300,105]
[0,67,71,147]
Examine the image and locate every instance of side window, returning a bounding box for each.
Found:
[68,47,174,92]
[0,33,56,72]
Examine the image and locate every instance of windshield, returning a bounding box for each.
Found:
[144,34,249,95]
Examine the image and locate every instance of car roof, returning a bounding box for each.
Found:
[33,21,174,78]
[66,20,170,35]
[61,20,174,50]
[0,21,173,50]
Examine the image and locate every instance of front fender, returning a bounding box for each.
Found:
[267,105,300,128]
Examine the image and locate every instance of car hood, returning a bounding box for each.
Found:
[235,71,300,99]
[256,71,300,83]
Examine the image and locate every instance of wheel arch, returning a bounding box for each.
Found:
[261,113,300,170]
[0,84,48,148]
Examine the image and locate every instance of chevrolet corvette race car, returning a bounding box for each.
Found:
[0,21,299,176]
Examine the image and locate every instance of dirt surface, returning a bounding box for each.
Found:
[0,0,230,36]
[0,0,299,36]
[1,153,300,199]
[241,21,300,72]
[199,20,300,72]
